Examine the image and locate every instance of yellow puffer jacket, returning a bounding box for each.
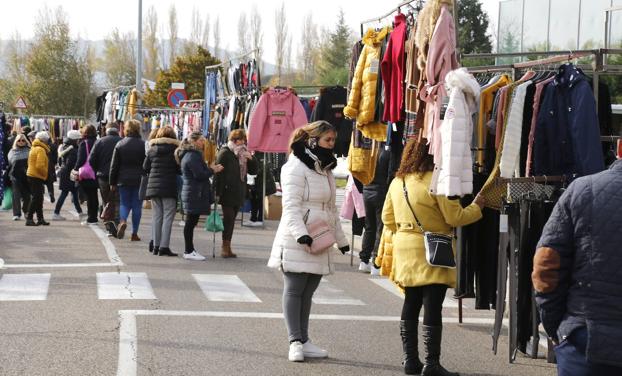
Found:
[382,172,482,288]
[27,139,50,181]
[375,227,394,278]
[344,27,390,141]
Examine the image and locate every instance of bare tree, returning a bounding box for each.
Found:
[102,28,137,87]
[285,35,293,84]
[190,6,202,46]
[168,5,178,67]
[274,2,288,84]
[237,12,250,54]
[213,16,221,59]
[202,13,211,50]
[143,5,159,81]
[299,13,318,82]
[249,5,263,70]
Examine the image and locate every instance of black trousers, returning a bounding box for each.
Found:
[98,177,119,224]
[360,192,384,264]
[184,213,200,253]
[82,186,99,223]
[27,177,45,221]
[401,284,448,326]
[222,206,239,241]
[249,186,263,222]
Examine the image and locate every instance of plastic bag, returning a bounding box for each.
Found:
[205,211,224,232]
[2,187,12,210]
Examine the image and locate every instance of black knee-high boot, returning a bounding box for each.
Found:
[401,320,423,375]
[421,325,458,376]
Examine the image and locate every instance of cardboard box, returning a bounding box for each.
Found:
[264,194,282,220]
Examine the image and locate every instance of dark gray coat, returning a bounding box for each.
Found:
[177,143,213,215]
[143,137,180,199]
[535,160,622,367]
[89,131,122,179]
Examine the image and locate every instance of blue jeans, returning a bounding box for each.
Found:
[555,327,622,376]
[54,187,82,215]
[118,186,142,234]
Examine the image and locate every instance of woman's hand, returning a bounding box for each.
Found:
[474,193,486,209]
[210,163,224,173]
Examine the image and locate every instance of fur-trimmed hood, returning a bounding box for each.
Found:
[415,0,454,71]
[149,137,180,147]
[445,68,480,111]
[362,26,391,47]
[174,142,202,165]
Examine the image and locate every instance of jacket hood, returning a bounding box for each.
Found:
[362,26,390,46]
[32,138,50,152]
[174,142,202,164]
[445,68,481,110]
[149,137,180,147]
[265,88,295,102]
[415,0,454,70]
[554,63,587,89]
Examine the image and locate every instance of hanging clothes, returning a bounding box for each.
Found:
[381,13,408,123]
[311,86,352,158]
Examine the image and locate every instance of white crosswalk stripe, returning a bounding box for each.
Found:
[193,274,262,302]
[96,272,157,300]
[313,279,365,305]
[0,273,51,301]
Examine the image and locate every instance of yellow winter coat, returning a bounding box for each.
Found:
[26,139,50,181]
[382,172,482,288]
[375,227,394,278]
[344,27,390,141]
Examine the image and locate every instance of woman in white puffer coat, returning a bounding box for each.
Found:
[268,121,349,363]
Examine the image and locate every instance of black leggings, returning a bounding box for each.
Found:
[221,206,239,241]
[184,213,201,253]
[401,284,448,326]
[27,177,45,221]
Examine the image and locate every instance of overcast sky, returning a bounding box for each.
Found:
[1,0,500,64]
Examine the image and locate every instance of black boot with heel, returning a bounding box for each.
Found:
[401,320,424,375]
[421,325,458,376]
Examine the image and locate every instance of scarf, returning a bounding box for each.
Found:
[228,140,248,182]
[291,141,337,173]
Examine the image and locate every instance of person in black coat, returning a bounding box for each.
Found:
[45,138,58,203]
[74,124,99,225]
[109,119,146,241]
[143,126,180,257]
[90,123,122,235]
[175,132,223,261]
[52,130,83,220]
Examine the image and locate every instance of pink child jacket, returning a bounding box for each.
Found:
[248,88,308,153]
[340,175,366,220]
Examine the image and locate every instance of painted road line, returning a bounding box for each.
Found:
[193,274,261,302]
[0,273,51,301]
[97,272,156,300]
[313,279,365,305]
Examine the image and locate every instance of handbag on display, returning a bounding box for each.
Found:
[78,141,96,181]
[402,180,456,269]
[303,209,337,255]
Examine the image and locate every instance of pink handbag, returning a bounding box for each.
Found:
[304,216,337,255]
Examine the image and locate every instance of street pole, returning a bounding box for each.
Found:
[136,0,143,93]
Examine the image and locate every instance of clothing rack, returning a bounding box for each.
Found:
[359,0,424,36]
[495,176,566,185]
[601,135,622,141]
[205,48,259,72]
[24,114,86,119]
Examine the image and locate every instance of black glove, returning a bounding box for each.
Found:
[339,245,350,255]
[297,235,313,246]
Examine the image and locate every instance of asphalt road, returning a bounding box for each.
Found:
[0,197,557,376]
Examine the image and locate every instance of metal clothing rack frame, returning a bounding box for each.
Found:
[359,0,424,37]
[205,48,259,73]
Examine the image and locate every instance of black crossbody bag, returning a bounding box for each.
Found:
[402,180,456,269]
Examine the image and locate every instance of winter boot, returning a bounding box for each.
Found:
[401,320,423,375]
[421,325,458,376]
[221,240,237,258]
[148,240,154,254]
[157,247,178,257]
[25,218,39,226]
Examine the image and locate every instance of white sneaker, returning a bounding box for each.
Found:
[288,341,304,362]
[183,251,206,261]
[358,261,371,273]
[251,221,264,227]
[52,214,66,221]
[179,220,185,227]
[302,340,328,358]
[12,216,20,221]
[370,265,381,276]
[242,220,254,227]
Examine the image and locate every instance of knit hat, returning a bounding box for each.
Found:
[35,131,50,142]
[67,130,81,140]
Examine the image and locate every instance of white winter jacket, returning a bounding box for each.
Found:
[268,154,349,275]
[430,68,479,197]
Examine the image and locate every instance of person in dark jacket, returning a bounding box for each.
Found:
[359,148,390,274]
[109,119,146,241]
[215,129,258,258]
[533,159,622,376]
[45,138,58,203]
[74,124,99,225]
[176,132,223,261]
[52,130,83,220]
[143,126,180,257]
[7,133,31,221]
[90,123,122,235]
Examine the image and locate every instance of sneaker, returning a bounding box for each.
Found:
[178,220,185,227]
[302,341,328,358]
[288,341,304,362]
[37,220,50,226]
[183,251,206,261]
[25,219,39,226]
[117,222,127,239]
[52,214,66,221]
[82,221,97,226]
[242,220,255,227]
[250,221,264,227]
[12,216,20,221]
[370,264,381,276]
[358,261,371,273]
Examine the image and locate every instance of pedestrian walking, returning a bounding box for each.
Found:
[144,126,180,256]
[7,133,31,221]
[268,121,350,362]
[382,140,484,376]
[74,125,99,225]
[109,119,146,241]
[532,158,622,376]
[25,131,52,226]
[52,130,83,220]
[215,129,258,258]
[176,132,223,261]
[45,137,58,203]
[89,123,122,235]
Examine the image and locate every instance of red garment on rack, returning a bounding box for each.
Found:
[381,13,408,123]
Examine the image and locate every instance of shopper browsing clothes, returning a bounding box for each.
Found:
[268,121,350,362]
[74,124,99,225]
[52,130,83,220]
[25,131,51,226]
[382,140,484,376]
[176,132,223,261]
[215,129,258,258]
[7,133,31,221]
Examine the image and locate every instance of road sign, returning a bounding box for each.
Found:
[171,82,185,89]
[167,89,188,107]
[14,96,28,109]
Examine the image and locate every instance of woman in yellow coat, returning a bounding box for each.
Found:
[26,131,51,226]
[382,140,484,376]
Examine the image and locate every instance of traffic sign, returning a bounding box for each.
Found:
[167,89,188,107]
[14,96,28,109]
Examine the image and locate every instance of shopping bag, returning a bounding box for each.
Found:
[2,187,12,210]
[205,211,224,232]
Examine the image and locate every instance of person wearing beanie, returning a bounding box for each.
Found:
[25,131,51,226]
[90,124,122,235]
[52,130,83,220]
